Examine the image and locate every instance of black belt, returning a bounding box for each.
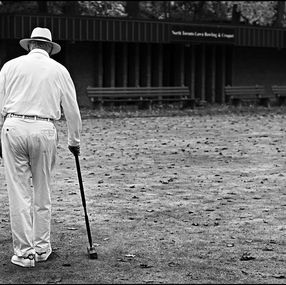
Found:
[6,113,54,122]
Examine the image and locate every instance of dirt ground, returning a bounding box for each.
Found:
[2,105,286,284]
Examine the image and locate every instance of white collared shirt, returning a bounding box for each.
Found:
[0,48,82,146]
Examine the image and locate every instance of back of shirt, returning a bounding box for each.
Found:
[0,49,82,146]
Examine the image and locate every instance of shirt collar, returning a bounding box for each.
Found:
[29,49,50,57]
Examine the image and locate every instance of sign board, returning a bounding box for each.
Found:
[170,25,235,44]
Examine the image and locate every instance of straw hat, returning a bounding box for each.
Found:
[19,27,61,55]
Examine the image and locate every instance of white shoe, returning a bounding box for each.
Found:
[35,250,52,262]
[11,254,35,268]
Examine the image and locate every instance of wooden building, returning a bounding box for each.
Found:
[0,14,286,107]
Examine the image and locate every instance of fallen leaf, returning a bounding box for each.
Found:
[168,261,179,267]
[125,254,136,258]
[46,277,62,284]
[262,247,273,251]
[139,263,153,268]
[272,274,286,279]
[240,252,255,261]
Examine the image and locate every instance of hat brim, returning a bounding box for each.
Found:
[19,38,61,55]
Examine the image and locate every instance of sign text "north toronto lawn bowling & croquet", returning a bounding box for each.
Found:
[170,25,235,44]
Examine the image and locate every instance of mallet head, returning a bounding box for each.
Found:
[87,246,98,259]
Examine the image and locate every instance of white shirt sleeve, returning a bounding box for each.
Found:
[59,68,82,147]
[0,64,7,126]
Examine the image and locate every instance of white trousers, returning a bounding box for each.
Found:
[1,117,57,258]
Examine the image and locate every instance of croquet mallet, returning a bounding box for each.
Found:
[74,153,98,259]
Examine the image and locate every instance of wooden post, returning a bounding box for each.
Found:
[158,44,163,87]
[164,46,170,87]
[110,42,115,87]
[211,46,216,104]
[146,44,151,87]
[95,42,103,88]
[174,45,185,86]
[178,45,185,107]
[221,46,226,104]
[144,43,152,109]
[122,44,128,87]
[64,42,70,71]
[190,45,196,101]
[134,43,140,87]
[95,42,103,110]
[200,44,206,104]
[157,44,163,106]
[180,45,185,86]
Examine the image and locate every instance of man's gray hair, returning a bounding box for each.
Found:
[29,40,53,53]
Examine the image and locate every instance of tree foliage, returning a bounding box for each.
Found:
[0,1,284,27]
[229,1,277,26]
[79,1,126,16]
[139,1,281,26]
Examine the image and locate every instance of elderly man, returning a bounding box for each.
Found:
[0,27,82,267]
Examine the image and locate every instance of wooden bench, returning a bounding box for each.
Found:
[271,85,286,105]
[225,85,270,107]
[86,86,195,109]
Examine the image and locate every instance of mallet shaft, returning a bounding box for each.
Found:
[75,154,93,248]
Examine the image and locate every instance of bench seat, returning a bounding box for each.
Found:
[272,85,286,105]
[87,86,195,109]
[225,85,270,107]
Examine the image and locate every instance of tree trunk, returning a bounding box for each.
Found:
[274,1,285,27]
[62,1,81,15]
[37,1,48,14]
[125,1,140,18]
[231,4,241,24]
[193,1,206,21]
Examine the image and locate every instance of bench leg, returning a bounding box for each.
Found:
[138,100,149,110]
[158,96,162,107]
[180,99,189,109]
[232,98,242,107]
[260,98,270,108]
[178,97,184,109]
[98,101,104,111]
[92,101,103,111]
[265,99,270,108]
[189,99,195,109]
[278,97,286,106]
[158,98,163,108]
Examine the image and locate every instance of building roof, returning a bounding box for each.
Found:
[0,14,284,48]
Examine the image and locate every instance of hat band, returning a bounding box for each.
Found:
[31,36,51,42]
